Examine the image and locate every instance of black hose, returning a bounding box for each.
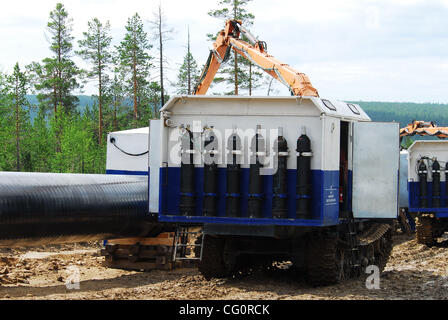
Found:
[110,137,148,157]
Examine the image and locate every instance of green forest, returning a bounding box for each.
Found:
[1,1,446,174]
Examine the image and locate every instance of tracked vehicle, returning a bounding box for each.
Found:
[154,20,399,284]
[407,140,448,246]
[0,20,399,286]
[148,95,398,285]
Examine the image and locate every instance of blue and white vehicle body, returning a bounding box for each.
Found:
[104,96,400,283]
[140,96,400,229]
[408,140,448,218]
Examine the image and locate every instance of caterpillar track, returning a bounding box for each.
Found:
[306,222,393,285]
[415,215,446,246]
[195,222,393,286]
[416,217,434,246]
[195,235,228,280]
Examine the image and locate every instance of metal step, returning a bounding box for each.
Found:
[173,227,203,262]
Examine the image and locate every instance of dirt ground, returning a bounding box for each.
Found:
[0,233,448,300]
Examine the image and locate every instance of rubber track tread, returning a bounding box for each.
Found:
[197,235,228,280]
[306,224,393,286]
[306,237,343,286]
[416,216,436,246]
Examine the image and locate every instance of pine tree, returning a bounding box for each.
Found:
[176,28,200,95]
[30,3,81,115]
[116,13,153,121]
[7,63,30,171]
[28,108,53,172]
[77,18,113,145]
[0,72,14,171]
[139,81,169,124]
[150,4,174,107]
[207,0,264,95]
[107,71,126,132]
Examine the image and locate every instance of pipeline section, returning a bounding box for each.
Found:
[0,172,170,247]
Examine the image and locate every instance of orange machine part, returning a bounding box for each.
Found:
[400,120,448,139]
[194,20,319,97]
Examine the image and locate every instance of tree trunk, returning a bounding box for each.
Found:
[234,50,238,95]
[54,86,58,115]
[57,14,62,111]
[249,63,252,96]
[187,28,191,95]
[159,6,165,107]
[133,48,138,120]
[15,83,20,172]
[55,15,62,153]
[98,61,103,146]
[113,97,118,132]
[233,2,238,96]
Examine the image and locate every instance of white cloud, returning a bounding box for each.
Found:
[365,6,381,30]
[1,0,448,103]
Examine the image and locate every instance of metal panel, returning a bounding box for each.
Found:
[407,141,448,214]
[106,127,149,174]
[399,151,409,208]
[149,120,162,213]
[352,122,399,218]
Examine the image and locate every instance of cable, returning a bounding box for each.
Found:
[110,137,148,157]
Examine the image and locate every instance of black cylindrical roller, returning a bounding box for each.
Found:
[180,129,196,216]
[248,127,264,219]
[418,160,428,208]
[226,134,241,217]
[432,160,441,208]
[272,131,288,219]
[203,131,218,217]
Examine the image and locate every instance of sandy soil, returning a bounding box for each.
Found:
[0,233,447,300]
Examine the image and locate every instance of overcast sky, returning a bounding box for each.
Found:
[1,0,448,103]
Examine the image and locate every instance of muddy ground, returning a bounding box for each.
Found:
[0,233,447,300]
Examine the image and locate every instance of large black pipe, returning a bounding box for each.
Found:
[0,172,170,247]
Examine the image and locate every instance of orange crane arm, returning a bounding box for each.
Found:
[400,120,448,139]
[194,20,319,97]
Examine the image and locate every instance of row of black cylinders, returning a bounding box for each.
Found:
[418,158,447,208]
[179,127,313,219]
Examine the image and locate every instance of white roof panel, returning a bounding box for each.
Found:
[161,96,371,121]
[110,127,149,135]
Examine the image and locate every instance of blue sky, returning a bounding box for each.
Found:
[1,0,448,103]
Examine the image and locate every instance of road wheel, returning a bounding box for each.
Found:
[375,229,393,272]
[196,235,228,280]
[416,216,436,246]
[305,237,347,286]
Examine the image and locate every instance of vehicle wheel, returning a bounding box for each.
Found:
[305,237,348,286]
[375,229,393,272]
[416,216,436,246]
[196,235,228,279]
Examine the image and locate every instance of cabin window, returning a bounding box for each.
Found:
[322,99,337,111]
[347,103,360,115]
